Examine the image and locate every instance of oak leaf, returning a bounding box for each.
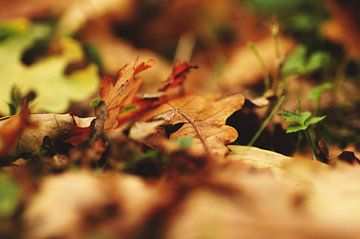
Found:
[142,94,245,157]
[99,60,154,130]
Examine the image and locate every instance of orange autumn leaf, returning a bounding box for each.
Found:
[0,107,32,157]
[110,61,198,128]
[99,59,154,130]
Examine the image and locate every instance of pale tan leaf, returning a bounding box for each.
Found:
[129,120,165,141]
[227,145,292,172]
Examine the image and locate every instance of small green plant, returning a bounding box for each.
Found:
[281,109,326,162]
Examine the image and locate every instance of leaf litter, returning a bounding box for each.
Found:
[0,1,360,238]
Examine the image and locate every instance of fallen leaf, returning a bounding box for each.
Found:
[159,62,198,92]
[0,107,31,158]
[129,120,165,141]
[0,19,99,115]
[1,113,94,160]
[99,60,154,130]
[142,94,245,157]
[226,145,292,175]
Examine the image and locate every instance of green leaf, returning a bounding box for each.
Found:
[305,115,326,127]
[282,45,331,77]
[0,173,20,218]
[286,124,308,133]
[308,83,334,102]
[281,110,326,133]
[281,110,311,126]
[306,51,330,72]
[281,45,307,76]
[0,19,99,115]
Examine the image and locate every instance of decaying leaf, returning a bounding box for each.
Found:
[0,19,99,115]
[1,113,93,160]
[142,94,245,156]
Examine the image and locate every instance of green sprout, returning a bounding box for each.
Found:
[281,109,326,162]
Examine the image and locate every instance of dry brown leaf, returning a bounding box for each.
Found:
[1,113,93,159]
[142,94,245,157]
[220,36,295,89]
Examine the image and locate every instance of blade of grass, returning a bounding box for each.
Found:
[248,95,286,146]
[248,41,270,91]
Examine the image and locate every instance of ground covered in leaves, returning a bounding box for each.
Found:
[0,0,359,238]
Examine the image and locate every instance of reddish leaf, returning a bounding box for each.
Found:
[64,115,92,145]
[159,62,198,92]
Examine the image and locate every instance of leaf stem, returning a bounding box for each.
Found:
[248,95,286,146]
[304,128,317,161]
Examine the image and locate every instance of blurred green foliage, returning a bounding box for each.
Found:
[0,19,99,115]
[282,45,330,76]
[0,174,20,218]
